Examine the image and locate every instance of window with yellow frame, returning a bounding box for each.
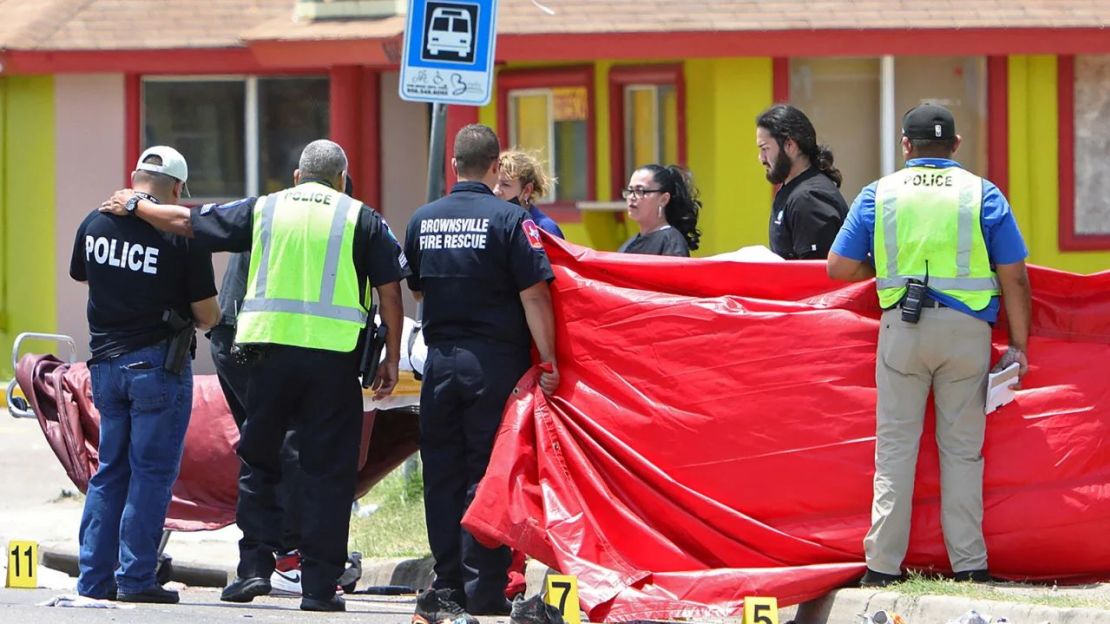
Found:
[623,84,679,180]
[507,86,590,202]
[608,65,685,198]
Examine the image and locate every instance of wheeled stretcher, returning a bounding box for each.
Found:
[6,322,426,578]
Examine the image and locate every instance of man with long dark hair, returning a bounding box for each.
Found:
[756,104,849,259]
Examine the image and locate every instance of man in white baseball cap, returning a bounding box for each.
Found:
[135,145,190,197]
[70,142,218,604]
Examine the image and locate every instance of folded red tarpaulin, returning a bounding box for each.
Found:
[464,235,1110,622]
[16,357,419,531]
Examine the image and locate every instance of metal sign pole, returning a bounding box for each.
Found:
[425,101,448,204]
[418,101,449,325]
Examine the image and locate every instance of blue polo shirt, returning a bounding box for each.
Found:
[830,158,1028,323]
[529,204,565,239]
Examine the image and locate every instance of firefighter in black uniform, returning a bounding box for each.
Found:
[405,124,559,622]
[101,140,407,613]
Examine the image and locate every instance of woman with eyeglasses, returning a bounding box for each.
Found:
[617,164,702,257]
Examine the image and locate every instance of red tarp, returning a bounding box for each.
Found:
[464,236,1110,622]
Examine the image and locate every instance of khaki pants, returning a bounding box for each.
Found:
[864,307,991,575]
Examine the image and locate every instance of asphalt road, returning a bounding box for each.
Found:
[0,587,515,623]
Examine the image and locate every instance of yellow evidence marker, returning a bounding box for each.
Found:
[544,574,581,624]
[6,540,38,589]
[743,596,779,624]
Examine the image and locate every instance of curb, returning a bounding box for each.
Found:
[42,548,231,588]
[794,587,1110,624]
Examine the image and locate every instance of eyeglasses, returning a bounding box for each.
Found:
[621,187,664,200]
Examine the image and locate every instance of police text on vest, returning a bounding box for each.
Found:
[85,236,159,274]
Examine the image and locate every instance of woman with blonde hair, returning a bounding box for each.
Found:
[494,149,565,238]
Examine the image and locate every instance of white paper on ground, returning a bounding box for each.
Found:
[37,594,134,609]
[986,362,1021,414]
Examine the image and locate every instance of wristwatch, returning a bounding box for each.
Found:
[124,195,142,216]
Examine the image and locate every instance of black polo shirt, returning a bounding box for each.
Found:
[70,205,216,362]
[769,167,849,260]
[189,183,409,307]
[403,181,554,349]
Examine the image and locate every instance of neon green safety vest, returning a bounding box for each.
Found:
[873,166,999,311]
[236,182,368,352]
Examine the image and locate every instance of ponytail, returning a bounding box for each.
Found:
[640,164,702,251]
[814,145,843,188]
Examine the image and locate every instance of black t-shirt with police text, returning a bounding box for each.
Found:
[769,167,849,259]
[70,208,216,362]
[404,181,554,350]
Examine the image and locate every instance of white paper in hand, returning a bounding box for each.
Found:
[986,362,1020,414]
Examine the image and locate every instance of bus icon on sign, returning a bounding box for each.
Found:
[422,2,478,64]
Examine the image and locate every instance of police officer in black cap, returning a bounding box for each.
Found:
[404,124,558,621]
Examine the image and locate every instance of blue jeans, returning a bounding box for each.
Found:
[77,342,192,597]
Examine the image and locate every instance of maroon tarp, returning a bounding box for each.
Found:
[17,357,419,531]
[464,236,1110,622]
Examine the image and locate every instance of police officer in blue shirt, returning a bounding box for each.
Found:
[71,146,220,604]
[405,124,559,622]
[828,104,1032,587]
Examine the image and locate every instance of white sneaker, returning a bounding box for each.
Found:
[270,568,302,596]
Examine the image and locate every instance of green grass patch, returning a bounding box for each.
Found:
[348,460,431,558]
[890,571,1110,610]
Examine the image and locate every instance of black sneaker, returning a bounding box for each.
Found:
[859,568,904,588]
[301,594,346,612]
[412,588,479,624]
[953,569,995,583]
[221,576,272,603]
[510,594,566,624]
[117,585,180,604]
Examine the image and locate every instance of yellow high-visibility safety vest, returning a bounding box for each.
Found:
[236,182,368,352]
[873,166,999,311]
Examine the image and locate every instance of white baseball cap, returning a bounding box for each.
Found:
[136,145,190,196]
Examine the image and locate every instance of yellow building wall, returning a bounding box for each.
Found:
[0,76,57,382]
[486,58,775,255]
[1008,55,1110,274]
[683,58,774,257]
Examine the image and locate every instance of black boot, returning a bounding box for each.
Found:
[117,585,180,604]
[221,576,271,603]
[301,594,346,612]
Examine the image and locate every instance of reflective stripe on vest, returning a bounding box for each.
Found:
[236,185,367,351]
[873,167,999,310]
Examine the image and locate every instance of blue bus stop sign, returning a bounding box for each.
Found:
[399,0,499,106]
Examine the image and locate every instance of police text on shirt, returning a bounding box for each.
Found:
[85,236,159,275]
[419,217,489,250]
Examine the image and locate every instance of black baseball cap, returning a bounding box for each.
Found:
[902,103,956,140]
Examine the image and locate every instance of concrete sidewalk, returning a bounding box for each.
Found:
[5,411,1109,623]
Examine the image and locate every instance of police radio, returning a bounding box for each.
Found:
[900,261,930,324]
